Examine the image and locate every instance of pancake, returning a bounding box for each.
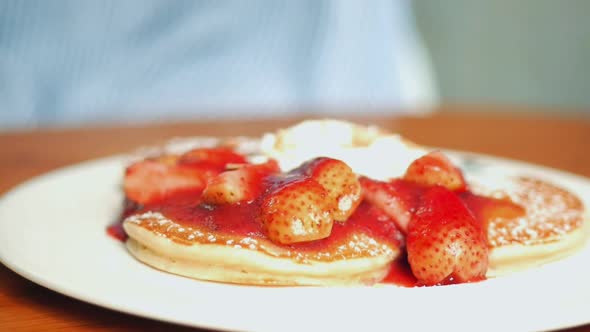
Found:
[123,204,402,286]
[475,177,588,277]
[118,119,588,286]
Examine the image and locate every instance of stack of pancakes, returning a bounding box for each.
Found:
[122,120,588,286]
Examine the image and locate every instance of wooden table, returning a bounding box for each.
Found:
[1,106,589,331]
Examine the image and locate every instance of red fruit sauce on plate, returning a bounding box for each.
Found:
[108,179,523,287]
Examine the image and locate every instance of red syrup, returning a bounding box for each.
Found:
[382,253,486,287]
[108,175,522,286]
[106,198,144,242]
[106,223,127,242]
[460,192,525,228]
[110,191,404,261]
[381,254,418,287]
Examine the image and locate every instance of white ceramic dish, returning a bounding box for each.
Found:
[1,152,589,332]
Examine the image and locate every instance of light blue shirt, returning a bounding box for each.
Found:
[0,0,435,129]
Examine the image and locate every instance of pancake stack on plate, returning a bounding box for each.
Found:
[120,119,588,286]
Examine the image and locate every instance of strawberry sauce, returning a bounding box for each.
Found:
[382,255,418,287]
[109,176,523,287]
[119,193,404,260]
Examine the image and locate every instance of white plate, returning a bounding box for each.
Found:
[1,152,590,332]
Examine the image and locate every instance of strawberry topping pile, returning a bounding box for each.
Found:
[406,186,488,284]
[122,146,495,286]
[359,152,488,285]
[124,148,247,205]
[260,157,361,244]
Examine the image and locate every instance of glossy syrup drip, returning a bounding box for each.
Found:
[106,223,127,241]
[469,178,583,246]
[381,254,417,287]
[107,198,142,242]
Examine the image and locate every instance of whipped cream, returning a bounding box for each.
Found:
[260,119,427,180]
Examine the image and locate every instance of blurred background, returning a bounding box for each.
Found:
[414,0,590,112]
[0,0,589,130]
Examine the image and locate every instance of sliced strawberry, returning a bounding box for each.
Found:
[201,160,280,205]
[359,177,420,232]
[259,157,362,244]
[404,151,467,191]
[296,157,362,222]
[124,160,207,205]
[178,147,248,169]
[260,177,334,244]
[406,186,488,285]
[124,147,250,205]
